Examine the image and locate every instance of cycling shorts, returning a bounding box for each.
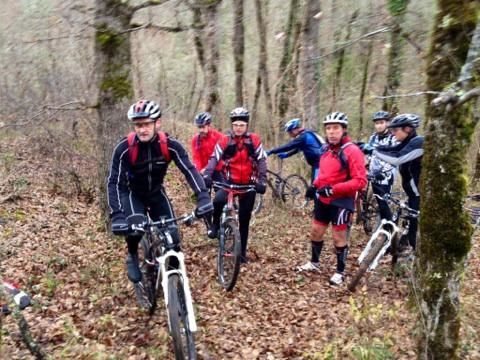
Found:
[313,199,352,231]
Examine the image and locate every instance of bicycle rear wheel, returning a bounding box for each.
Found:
[136,236,157,313]
[362,189,380,235]
[348,233,386,292]
[217,219,241,291]
[281,174,308,209]
[252,193,263,215]
[167,274,197,360]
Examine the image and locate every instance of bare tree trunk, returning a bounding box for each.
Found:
[299,0,321,129]
[418,3,479,358]
[94,0,134,219]
[357,39,373,138]
[274,0,302,145]
[383,0,410,112]
[203,1,222,116]
[232,0,245,106]
[331,9,359,110]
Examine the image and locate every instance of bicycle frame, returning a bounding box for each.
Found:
[134,214,198,333]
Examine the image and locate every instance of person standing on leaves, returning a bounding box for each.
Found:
[365,113,424,252]
[266,118,325,182]
[360,111,398,221]
[203,107,267,263]
[298,112,367,286]
[107,100,213,284]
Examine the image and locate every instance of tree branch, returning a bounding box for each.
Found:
[375,91,440,99]
[130,0,171,13]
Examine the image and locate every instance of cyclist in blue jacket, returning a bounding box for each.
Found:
[266,118,325,182]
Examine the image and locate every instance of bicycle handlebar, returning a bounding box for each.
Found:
[374,193,420,217]
[130,212,197,232]
[212,181,256,191]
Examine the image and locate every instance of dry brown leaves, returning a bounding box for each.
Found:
[0,135,479,359]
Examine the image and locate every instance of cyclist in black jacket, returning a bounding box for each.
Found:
[370,113,424,251]
[107,100,213,284]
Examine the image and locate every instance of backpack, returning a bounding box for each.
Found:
[304,129,325,147]
[319,141,354,175]
[222,133,256,160]
[127,131,171,165]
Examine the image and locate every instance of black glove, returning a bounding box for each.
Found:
[255,182,267,194]
[111,212,129,236]
[374,172,385,181]
[195,192,213,218]
[305,186,317,200]
[317,186,334,197]
[203,174,212,189]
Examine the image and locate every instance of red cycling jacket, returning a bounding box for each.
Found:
[313,135,367,210]
[205,132,267,185]
[191,128,223,172]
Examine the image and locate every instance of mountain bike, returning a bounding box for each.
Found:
[355,174,379,235]
[132,213,198,360]
[212,182,256,291]
[253,168,309,213]
[348,193,419,292]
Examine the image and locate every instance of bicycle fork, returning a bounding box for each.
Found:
[158,250,197,333]
[358,219,399,271]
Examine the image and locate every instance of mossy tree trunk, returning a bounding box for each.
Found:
[418,2,479,358]
[383,0,409,112]
[232,0,245,107]
[299,0,321,129]
[94,0,134,219]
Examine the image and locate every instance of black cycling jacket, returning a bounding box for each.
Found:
[107,133,207,216]
[373,131,424,198]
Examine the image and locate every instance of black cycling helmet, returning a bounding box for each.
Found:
[372,110,390,122]
[194,112,212,126]
[127,100,161,121]
[388,113,420,129]
[229,107,250,122]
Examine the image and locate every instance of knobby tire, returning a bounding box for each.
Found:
[348,234,386,292]
[281,174,308,209]
[167,274,197,360]
[217,219,241,291]
[138,236,157,314]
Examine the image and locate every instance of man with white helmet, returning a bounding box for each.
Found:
[203,107,267,263]
[266,118,325,182]
[298,112,367,286]
[107,100,213,284]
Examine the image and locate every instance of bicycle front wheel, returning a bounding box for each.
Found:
[348,233,386,292]
[167,274,197,360]
[217,220,241,291]
[281,174,308,209]
[136,236,157,313]
[252,193,264,215]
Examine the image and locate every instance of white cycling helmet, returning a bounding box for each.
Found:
[323,112,348,126]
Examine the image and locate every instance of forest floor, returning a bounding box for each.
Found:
[1,135,480,360]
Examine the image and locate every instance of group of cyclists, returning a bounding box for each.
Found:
[107,99,424,287]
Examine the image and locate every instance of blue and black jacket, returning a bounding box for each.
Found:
[268,129,324,167]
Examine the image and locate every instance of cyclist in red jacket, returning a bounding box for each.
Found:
[298,112,367,285]
[203,107,267,263]
[191,112,224,180]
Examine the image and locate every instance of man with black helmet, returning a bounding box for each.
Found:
[370,113,424,252]
[203,107,267,263]
[107,100,213,284]
[361,111,398,221]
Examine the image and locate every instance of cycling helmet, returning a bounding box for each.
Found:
[284,118,302,132]
[388,113,420,129]
[194,112,212,126]
[229,107,250,122]
[127,100,161,121]
[372,110,390,121]
[323,112,348,126]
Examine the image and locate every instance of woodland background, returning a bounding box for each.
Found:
[1,0,480,359]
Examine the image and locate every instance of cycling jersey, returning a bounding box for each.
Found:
[205,132,267,185]
[191,128,223,172]
[268,129,325,167]
[373,131,424,197]
[107,133,206,216]
[367,131,398,185]
[313,136,367,211]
